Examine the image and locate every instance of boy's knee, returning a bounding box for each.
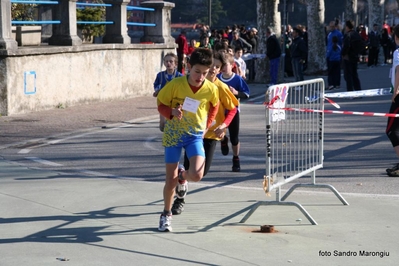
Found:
[188,171,203,182]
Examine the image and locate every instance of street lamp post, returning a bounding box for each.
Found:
[208,0,212,27]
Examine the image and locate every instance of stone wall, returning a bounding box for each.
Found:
[0,43,176,115]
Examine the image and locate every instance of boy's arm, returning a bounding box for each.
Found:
[158,104,172,119]
[222,107,237,127]
[206,101,220,129]
[158,103,184,120]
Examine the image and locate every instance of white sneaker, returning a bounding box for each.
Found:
[158,214,172,232]
[175,164,188,199]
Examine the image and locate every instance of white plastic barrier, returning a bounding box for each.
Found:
[240,78,348,225]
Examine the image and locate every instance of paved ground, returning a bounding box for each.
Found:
[1,63,399,265]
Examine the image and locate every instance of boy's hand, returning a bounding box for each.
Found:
[172,104,183,120]
[214,123,227,138]
[153,91,158,97]
[229,86,238,95]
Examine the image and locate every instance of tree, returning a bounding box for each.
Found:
[169,0,226,25]
[368,0,384,28]
[345,0,357,22]
[306,0,326,73]
[256,0,281,83]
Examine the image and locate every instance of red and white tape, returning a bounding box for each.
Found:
[267,106,399,118]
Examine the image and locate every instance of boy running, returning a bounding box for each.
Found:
[217,53,250,172]
[156,48,220,232]
[172,51,239,215]
[153,53,183,131]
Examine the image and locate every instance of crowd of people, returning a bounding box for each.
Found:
[155,19,399,231]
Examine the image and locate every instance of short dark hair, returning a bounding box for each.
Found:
[214,51,227,68]
[345,20,354,30]
[189,48,213,67]
[293,27,302,35]
[234,46,243,53]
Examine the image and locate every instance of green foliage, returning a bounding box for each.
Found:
[11,3,37,21]
[76,1,106,40]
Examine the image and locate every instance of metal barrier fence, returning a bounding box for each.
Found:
[10,0,155,27]
[240,78,348,225]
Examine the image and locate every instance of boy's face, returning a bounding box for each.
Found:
[164,56,176,70]
[235,50,243,58]
[227,48,233,55]
[222,60,233,75]
[207,59,223,80]
[187,64,210,87]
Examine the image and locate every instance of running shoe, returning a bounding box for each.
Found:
[175,164,188,199]
[386,163,399,174]
[221,136,229,156]
[158,214,172,232]
[171,198,185,215]
[232,156,241,172]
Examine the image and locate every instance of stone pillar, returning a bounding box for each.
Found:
[48,0,82,46]
[0,0,18,50]
[140,1,175,44]
[103,0,130,44]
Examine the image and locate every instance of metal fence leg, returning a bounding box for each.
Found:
[239,200,318,225]
[281,183,349,205]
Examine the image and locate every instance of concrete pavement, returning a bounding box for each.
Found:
[1,63,399,265]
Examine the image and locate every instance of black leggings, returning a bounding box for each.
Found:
[228,111,240,146]
[184,138,217,176]
[386,97,399,147]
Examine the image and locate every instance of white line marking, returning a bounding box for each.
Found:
[144,136,160,151]
[25,157,63,167]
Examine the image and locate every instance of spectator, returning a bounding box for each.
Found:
[290,27,307,82]
[341,20,362,92]
[266,27,282,86]
[234,46,247,79]
[326,36,342,90]
[381,28,392,65]
[368,24,381,67]
[175,30,188,75]
[230,30,252,54]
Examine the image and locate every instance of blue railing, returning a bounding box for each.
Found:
[11,0,156,27]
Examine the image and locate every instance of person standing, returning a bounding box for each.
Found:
[290,27,307,82]
[326,36,342,90]
[381,28,392,65]
[266,27,282,86]
[342,20,362,92]
[385,24,399,177]
[175,30,188,75]
[368,24,381,67]
[230,30,252,54]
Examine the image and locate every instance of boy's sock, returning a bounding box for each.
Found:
[163,210,172,216]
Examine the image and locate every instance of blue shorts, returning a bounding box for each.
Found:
[165,137,205,163]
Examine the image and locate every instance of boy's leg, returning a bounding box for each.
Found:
[228,112,241,172]
[159,146,181,232]
[180,138,206,182]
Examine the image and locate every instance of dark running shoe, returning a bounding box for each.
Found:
[232,156,240,172]
[386,163,399,174]
[171,198,185,215]
[221,136,229,156]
